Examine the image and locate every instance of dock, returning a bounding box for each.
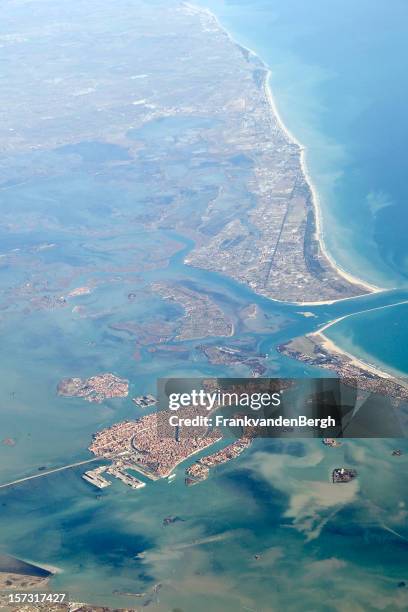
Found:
[82,466,111,489]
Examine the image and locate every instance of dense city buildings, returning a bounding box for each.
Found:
[88,411,222,480]
[57,373,129,403]
[186,437,251,485]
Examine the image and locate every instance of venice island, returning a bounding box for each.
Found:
[83,407,261,491]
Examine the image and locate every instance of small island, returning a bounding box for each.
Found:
[57,373,129,403]
[198,344,267,376]
[151,281,233,340]
[332,468,357,483]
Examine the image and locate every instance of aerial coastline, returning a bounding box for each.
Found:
[312,331,395,380]
[187,1,383,303]
[1,0,408,608]
[311,299,408,378]
[261,69,382,298]
[278,318,408,400]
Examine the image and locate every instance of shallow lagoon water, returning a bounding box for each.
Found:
[1,170,407,608]
[1,163,408,607]
[1,1,408,609]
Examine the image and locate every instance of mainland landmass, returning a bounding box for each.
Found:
[0,0,378,306]
[57,373,129,403]
[185,436,252,485]
[0,556,138,611]
[177,5,377,304]
[1,0,403,609]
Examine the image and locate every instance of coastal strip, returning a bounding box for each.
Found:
[261,70,381,296]
[183,1,384,303]
[278,321,408,400]
[311,331,395,380]
[301,298,408,380]
[195,0,382,295]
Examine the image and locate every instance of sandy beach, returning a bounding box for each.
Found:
[313,331,395,380]
[310,298,408,379]
[262,70,382,295]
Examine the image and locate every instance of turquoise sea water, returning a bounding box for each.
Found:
[202,0,408,289]
[325,301,408,376]
[0,1,408,610]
